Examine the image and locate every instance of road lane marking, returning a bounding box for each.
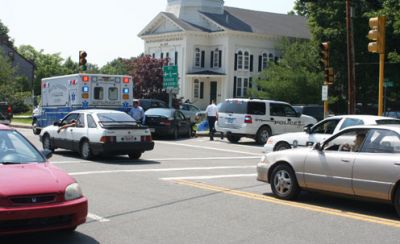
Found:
[174,180,400,229]
[87,213,110,222]
[161,174,257,180]
[51,156,260,164]
[156,141,261,156]
[69,165,255,176]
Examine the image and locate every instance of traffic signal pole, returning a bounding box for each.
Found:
[378,53,385,115]
[367,16,386,116]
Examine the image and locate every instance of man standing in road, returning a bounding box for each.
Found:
[205,99,218,141]
[129,100,145,124]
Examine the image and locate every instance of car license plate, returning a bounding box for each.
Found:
[123,135,135,142]
[226,117,235,123]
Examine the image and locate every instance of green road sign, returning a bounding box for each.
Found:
[163,65,178,89]
[384,79,394,88]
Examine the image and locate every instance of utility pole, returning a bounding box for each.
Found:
[346,0,356,114]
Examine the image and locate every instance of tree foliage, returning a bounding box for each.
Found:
[294,0,400,113]
[249,39,323,104]
[124,55,169,99]
[100,58,128,75]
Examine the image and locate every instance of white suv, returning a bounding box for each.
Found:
[216,99,317,144]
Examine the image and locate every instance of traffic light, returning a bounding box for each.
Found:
[324,67,334,85]
[319,42,330,68]
[367,16,386,54]
[79,51,87,72]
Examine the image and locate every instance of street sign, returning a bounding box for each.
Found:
[163,65,178,89]
[384,79,394,88]
[322,85,328,101]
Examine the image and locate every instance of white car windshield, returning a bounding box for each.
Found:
[0,130,46,164]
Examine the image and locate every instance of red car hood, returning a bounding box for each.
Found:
[0,163,74,197]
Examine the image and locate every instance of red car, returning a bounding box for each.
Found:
[0,124,87,235]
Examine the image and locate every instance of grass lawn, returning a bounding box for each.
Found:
[12,117,32,125]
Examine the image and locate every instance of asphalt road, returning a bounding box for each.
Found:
[2,128,400,244]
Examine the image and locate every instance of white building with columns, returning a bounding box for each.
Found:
[138,0,310,109]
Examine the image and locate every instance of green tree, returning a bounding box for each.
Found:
[0,19,13,46]
[100,58,128,75]
[18,45,72,95]
[294,0,400,113]
[249,39,323,104]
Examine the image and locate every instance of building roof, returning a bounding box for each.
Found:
[161,12,209,32]
[200,6,310,39]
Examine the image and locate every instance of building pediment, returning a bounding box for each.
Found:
[139,13,185,37]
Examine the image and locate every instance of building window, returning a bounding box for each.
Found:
[237,51,243,70]
[262,53,268,69]
[213,49,219,68]
[195,48,201,67]
[161,52,164,59]
[236,77,249,97]
[194,79,200,98]
[269,53,274,63]
[244,51,250,70]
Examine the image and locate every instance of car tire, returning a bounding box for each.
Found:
[80,140,92,160]
[256,126,271,145]
[227,134,240,143]
[32,119,41,135]
[394,186,400,217]
[274,142,291,151]
[186,127,192,138]
[270,164,300,200]
[42,134,54,152]
[173,127,179,140]
[128,152,142,160]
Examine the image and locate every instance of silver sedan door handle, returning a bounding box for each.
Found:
[341,159,351,163]
[394,162,400,166]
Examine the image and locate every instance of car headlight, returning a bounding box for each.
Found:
[64,183,83,201]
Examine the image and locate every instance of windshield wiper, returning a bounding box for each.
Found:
[1,162,22,165]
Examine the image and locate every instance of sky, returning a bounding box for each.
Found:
[0,0,296,67]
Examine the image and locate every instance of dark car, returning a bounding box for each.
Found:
[144,108,192,139]
[135,99,168,111]
[0,102,13,125]
[293,104,325,121]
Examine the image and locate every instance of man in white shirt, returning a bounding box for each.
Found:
[205,99,218,141]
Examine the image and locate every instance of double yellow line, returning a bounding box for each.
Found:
[175,179,400,228]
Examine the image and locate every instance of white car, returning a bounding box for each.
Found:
[216,99,317,144]
[40,109,154,159]
[263,115,400,153]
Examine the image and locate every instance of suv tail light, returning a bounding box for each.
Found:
[7,105,12,114]
[141,135,152,142]
[100,136,116,143]
[244,115,252,124]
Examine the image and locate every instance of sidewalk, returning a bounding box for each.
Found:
[10,122,32,129]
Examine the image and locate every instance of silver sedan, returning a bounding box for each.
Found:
[257,124,400,216]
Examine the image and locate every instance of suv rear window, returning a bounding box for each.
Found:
[376,119,400,125]
[219,100,247,114]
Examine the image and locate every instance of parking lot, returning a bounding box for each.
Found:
[3,128,400,244]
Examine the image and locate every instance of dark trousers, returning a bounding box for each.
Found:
[207,116,217,140]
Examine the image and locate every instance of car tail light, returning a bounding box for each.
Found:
[123,77,130,83]
[100,136,116,143]
[244,115,252,124]
[7,105,12,114]
[141,135,152,142]
[160,120,171,126]
[82,75,89,82]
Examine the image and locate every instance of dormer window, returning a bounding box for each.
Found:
[262,53,268,69]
